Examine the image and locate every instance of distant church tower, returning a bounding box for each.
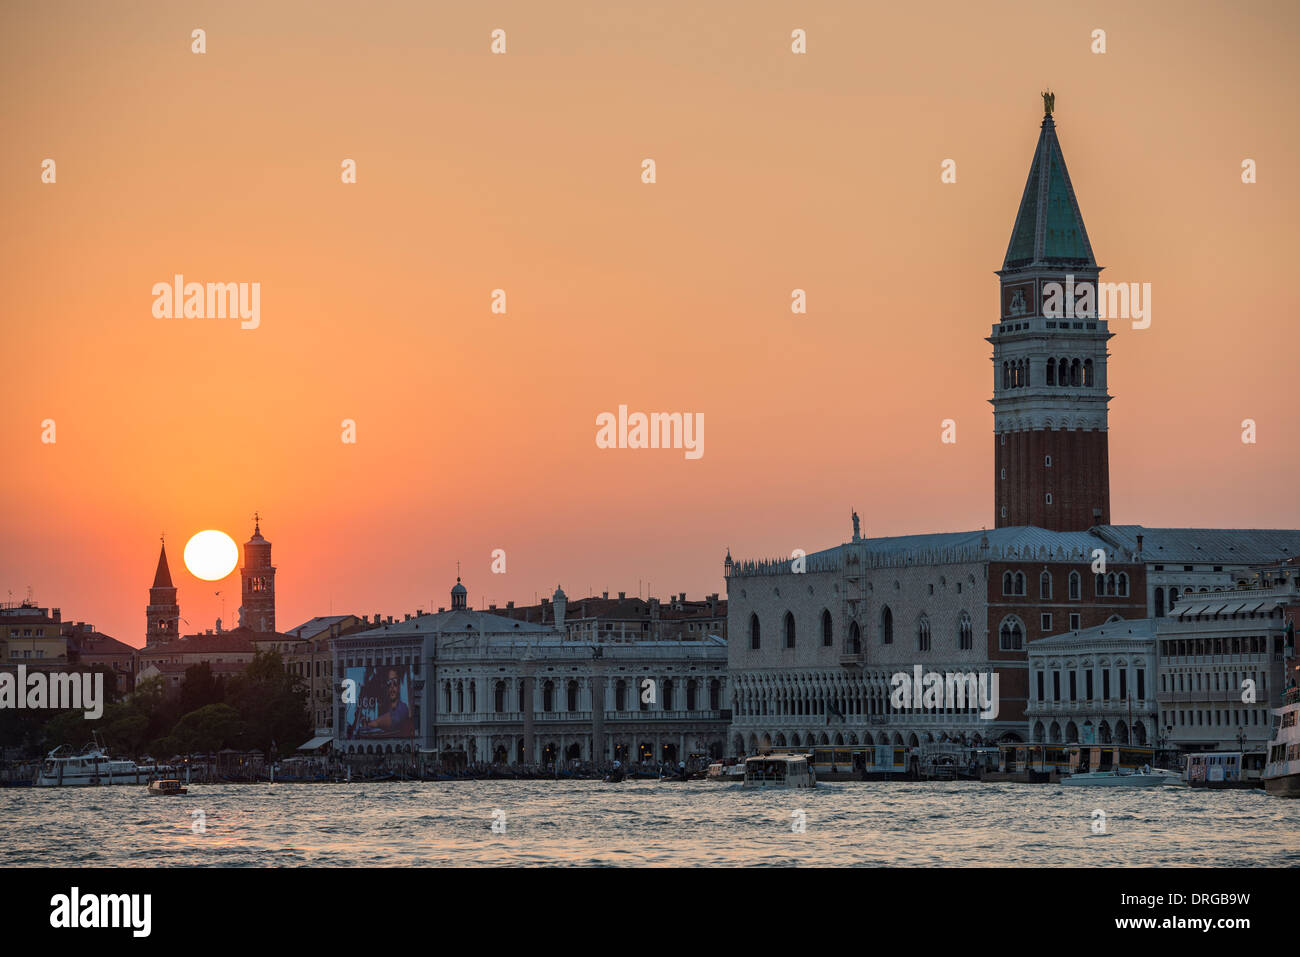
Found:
[146,540,180,646]
[238,516,276,633]
[991,94,1111,531]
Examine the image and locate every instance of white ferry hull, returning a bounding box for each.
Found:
[1061,772,1168,788]
[1264,774,1300,798]
[36,765,149,787]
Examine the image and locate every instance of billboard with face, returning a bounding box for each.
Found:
[343,664,413,740]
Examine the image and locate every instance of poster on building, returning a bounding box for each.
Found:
[343,664,413,739]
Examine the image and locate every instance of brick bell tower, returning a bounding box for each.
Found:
[991,92,1112,531]
[146,538,180,646]
[238,514,276,633]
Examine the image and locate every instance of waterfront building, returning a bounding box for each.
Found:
[726,526,1147,753]
[331,580,729,765]
[1155,563,1299,753]
[1026,618,1157,746]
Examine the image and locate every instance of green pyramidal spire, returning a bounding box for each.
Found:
[1002,95,1096,271]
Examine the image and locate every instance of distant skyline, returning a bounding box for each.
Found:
[3,0,1298,646]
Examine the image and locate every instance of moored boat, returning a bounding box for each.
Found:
[36,735,154,787]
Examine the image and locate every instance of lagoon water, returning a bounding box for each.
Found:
[2,780,1298,867]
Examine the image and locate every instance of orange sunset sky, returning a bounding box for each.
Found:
[2,1,1298,647]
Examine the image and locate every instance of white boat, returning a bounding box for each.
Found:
[1060,767,1170,787]
[742,753,816,789]
[1263,685,1300,798]
[36,736,161,787]
[705,761,746,783]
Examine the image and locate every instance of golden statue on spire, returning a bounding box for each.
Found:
[1042,89,1055,115]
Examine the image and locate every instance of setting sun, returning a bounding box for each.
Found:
[183,530,239,581]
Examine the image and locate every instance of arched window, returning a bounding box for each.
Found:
[543,680,555,712]
[880,606,894,645]
[1069,571,1081,600]
[821,609,833,647]
[1155,587,1164,617]
[1060,357,1070,386]
[999,617,1025,651]
[1015,572,1026,596]
[958,612,973,650]
[1046,357,1056,386]
[1118,573,1129,597]
[1096,573,1106,596]
[494,680,506,713]
[749,613,761,650]
[615,679,627,711]
[1003,571,1014,595]
[1040,570,1052,599]
[1002,362,1010,389]
[783,611,796,649]
[567,679,579,712]
[1106,572,1117,596]
[1070,358,1081,386]
[849,620,862,654]
[917,615,931,652]
[1083,358,1094,387]
[1169,587,1180,611]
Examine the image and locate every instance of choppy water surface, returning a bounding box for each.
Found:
[2,780,1297,866]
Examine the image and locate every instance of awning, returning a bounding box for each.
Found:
[1219,602,1246,616]
[297,735,334,751]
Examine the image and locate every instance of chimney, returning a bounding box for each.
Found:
[373,612,380,625]
[404,613,411,621]
[602,591,609,599]
[489,604,497,612]
[618,591,625,600]
[1136,534,1144,556]
[52,608,61,623]
[385,616,393,625]
[507,601,514,610]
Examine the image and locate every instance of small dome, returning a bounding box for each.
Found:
[553,585,567,601]
[451,578,467,596]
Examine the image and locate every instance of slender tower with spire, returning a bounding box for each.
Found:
[990,92,1112,532]
[238,514,276,633]
[146,537,180,646]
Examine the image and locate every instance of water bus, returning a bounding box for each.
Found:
[742,752,816,789]
[1264,685,1300,798]
[808,745,911,781]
